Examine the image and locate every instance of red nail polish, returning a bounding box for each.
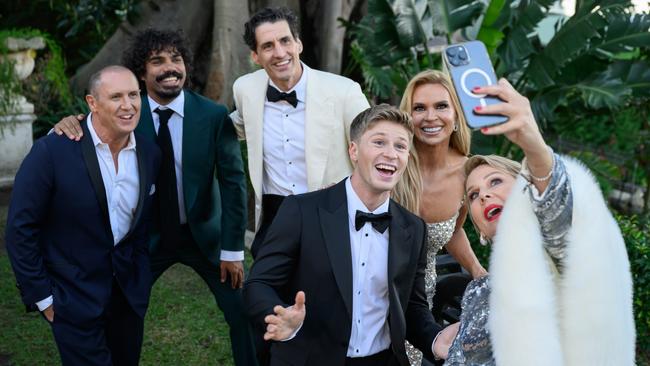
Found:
[472,86,481,92]
[481,128,489,133]
[474,106,482,111]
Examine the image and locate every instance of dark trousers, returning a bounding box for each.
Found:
[249,194,286,366]
[250,194,286,259]
[50,280,144,366]
[345,349,394,366]
[150,225,258,366]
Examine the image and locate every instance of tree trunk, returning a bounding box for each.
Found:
[203,0,252,107]
[69,0,213,95]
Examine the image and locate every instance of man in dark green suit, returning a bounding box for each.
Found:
[54,29,257,366]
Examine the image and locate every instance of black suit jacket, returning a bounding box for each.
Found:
[244,180,441,365]
[6,120,160,322]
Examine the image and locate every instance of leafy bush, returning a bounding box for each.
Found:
[618,213,650,352]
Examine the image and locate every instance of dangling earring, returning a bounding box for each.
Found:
[453,123,459,132]
[479,234,488,246]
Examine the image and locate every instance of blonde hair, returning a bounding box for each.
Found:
[392,70,471,213]
[463,155,521,239]
[350,104,414,142]
[399,70,471,155]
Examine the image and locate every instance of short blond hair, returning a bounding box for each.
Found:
[350,104,414,142]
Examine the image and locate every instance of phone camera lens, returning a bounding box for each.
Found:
[458,49,468,60]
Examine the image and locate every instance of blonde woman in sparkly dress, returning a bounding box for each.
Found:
[393,70,487,365]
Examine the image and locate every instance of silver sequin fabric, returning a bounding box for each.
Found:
[406,211,460,365]
[445,275,493,366]
[444,154,572,366]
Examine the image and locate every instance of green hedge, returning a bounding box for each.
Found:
[618,213,650,352]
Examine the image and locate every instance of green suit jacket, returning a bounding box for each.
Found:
[137,90,247,266]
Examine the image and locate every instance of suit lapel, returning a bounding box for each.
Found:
[319,181,353,319]
[135,94,156,141]
[80,118,113,240]
[244,70,268,204]
[304,67,337,190]
[386,201,412,356]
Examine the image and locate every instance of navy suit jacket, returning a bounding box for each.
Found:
[6,120,161,323]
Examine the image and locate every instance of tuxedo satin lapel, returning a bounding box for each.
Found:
[243,71,268,203]
[319,182,353,319]
[80,118,112,239]
[304,69,336,191]
[135,94,156,141]
[387,201,412,351]
[181,90,204,214]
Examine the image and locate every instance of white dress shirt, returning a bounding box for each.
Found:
[345,178,391,357]
[262,64,308,196]
[37,112,140,311]
[148,93,242,262]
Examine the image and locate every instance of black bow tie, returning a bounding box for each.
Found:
[266,85,298,107]
[355,210,392,234]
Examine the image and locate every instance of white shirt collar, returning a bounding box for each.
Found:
[87,112,137,150]
[147,91,185,117]
[345,177,390,227]
[267,62,308,103]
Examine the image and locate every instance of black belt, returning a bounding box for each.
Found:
[345,348,392,366]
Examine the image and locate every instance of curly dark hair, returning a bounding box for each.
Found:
[243,7,300,51]
[121,28,193,90]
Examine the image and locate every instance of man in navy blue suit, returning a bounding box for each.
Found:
[5,65,160,366]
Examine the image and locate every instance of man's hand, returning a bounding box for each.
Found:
[42,304,54,323]
[53,114,85,141]
[433,322,460,360]
[220,260,244,289]
[263,291,306,341]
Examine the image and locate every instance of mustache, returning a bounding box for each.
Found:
[156,71,184,82]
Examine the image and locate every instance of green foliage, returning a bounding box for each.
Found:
[617,213,650,351]
[344,0,484,100]
[0,0,139,73]
[0,57,21,115]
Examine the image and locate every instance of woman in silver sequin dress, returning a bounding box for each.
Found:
[444,79,635,365]
[393,70,487,365]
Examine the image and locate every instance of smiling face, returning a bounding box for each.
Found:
[465,164,517,239]
[349,120,410,203]
[251,20,303,91]
[86,68,141,140]
[140,48,186,104]
[411,82,457,147]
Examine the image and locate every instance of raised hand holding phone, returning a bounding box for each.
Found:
[443,41,508,129]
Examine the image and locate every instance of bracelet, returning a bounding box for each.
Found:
[522,146,554,182]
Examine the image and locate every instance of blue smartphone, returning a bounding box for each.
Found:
[443,41,508,129]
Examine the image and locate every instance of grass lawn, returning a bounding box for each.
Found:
[0,204,244,366]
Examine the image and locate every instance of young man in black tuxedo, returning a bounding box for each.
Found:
[244,104,458,366]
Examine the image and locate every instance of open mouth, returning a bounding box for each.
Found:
[483,204,502,222]
[118,114,135,120]
[421,126,442,134]
[156,72,183,87]
[375,163,397,177]
[274,59,291,67]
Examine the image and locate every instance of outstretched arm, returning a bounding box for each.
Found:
[445,207,487,279]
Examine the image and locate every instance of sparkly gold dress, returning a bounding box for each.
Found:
[406,211,460,365]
